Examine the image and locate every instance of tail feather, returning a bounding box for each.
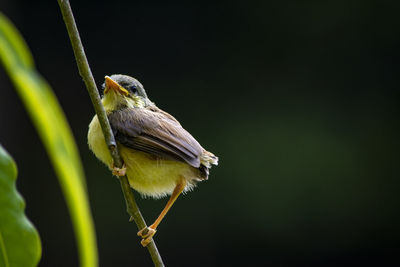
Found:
[200,150,218,168]
[198,150,218,180]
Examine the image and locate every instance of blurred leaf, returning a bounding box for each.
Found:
[0,145,41,267]
[0,13,98,267]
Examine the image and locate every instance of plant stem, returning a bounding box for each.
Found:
[56,1,164,266]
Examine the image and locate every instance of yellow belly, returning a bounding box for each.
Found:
[88,115,197,198]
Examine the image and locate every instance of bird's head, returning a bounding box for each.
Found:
[101,74,151,112]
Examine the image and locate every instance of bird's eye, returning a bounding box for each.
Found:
[129,85,138,94]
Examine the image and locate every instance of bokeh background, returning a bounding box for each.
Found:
[1,0,400,266]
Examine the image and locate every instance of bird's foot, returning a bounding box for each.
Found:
[111,161,126,176]
[137,226,157,247]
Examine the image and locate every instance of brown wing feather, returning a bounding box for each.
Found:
[108,106,203,168]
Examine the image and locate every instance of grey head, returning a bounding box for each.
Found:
[103,74,148,99]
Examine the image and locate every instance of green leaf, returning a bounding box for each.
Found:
[0,145,41,267]
[0,13,98,267]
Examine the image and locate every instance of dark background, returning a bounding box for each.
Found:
[1,0,400,266]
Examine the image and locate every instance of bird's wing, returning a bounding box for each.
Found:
[108,107,203,168]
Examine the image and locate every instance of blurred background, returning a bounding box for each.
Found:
[1,0,400,266]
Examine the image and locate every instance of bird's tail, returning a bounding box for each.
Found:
[200,150,219,168]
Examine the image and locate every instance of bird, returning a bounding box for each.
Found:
[87,74,218,246]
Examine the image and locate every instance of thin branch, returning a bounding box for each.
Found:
[56,1,164,266]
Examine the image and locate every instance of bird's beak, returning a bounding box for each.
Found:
[104,76,129,96]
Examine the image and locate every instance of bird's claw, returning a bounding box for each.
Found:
[137,227,156,247]
[111,161,126,176]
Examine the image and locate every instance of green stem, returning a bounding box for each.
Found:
[56,1,164,266]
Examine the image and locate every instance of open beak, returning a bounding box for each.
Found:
[104,76,129,96]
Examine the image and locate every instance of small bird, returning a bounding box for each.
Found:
[88,74,218,246]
